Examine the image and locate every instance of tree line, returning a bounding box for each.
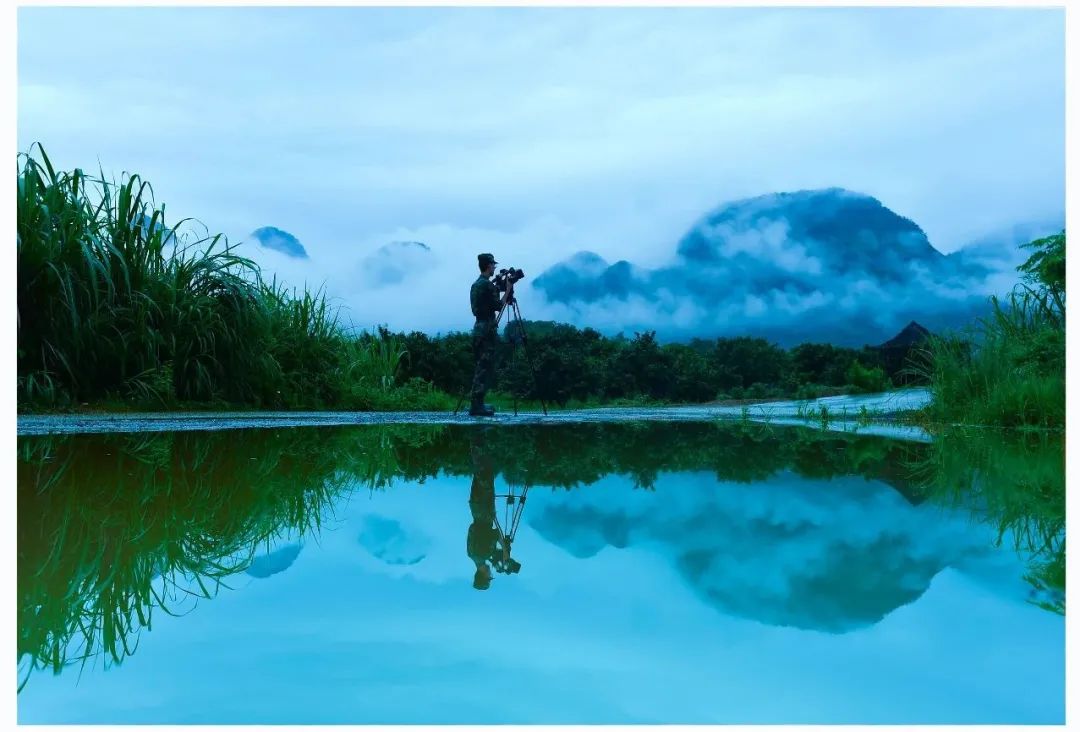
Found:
[386,324,910,407]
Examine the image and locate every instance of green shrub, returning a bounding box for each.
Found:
[846,360,892,394]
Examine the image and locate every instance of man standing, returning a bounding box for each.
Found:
[469,252,513,417]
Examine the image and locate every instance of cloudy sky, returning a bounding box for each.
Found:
[18,7,1065,337]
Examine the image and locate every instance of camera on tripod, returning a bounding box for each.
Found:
[493,267,525,292]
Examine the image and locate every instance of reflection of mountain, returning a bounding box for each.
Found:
[246,544,302,579]
[531,472,986,633]
[534,189,1051,346]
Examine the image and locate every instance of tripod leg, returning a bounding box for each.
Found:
[511,303,548,416]
[508,307,520,416]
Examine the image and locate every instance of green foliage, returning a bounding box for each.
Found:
[1018,232,1065,304]
[710,336,790,390]
[393,322,895,407]
[846,360,892,394]
[790,342,858,387]
[914,231,1065,428]
[16,145,438,412]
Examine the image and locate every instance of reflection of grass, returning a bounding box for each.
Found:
[910,427,1064,613]
[17,425,443,689]
[790,400,917,431]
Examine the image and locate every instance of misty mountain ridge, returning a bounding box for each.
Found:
[534,188,1054,347]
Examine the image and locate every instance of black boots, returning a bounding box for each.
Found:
[469,398,495,417]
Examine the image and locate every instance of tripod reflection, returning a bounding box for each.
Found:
[467,430,528,590]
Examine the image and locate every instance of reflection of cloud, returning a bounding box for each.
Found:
[246,543,303,579]
[530,472,996,633]
[534,189,1052,345]
[358,515,430,566]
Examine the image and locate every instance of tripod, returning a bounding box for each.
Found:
[491,482,529,574]
[454,294,549,417]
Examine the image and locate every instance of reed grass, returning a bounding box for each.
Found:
[17,144,449,411]
[908,232,1065,429]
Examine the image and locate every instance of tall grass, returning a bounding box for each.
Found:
[911,232,1065,429]
[17,144,449,411]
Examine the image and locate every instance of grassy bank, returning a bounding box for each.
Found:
[17,144,453,413]
[914,232,1065,429]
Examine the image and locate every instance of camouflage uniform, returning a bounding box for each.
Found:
[467,431,498,589]
[470,273,503,404]
[467,439,498,561]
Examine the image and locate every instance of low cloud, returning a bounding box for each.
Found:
[358,241,432,288]
[532,189,1057,346]
[17,8,1063,339]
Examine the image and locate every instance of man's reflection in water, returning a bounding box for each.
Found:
[467,429,523,590]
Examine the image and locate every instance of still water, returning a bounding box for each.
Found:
[17,421,1064,724]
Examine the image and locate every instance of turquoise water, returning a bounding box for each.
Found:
[17,422,1063,723]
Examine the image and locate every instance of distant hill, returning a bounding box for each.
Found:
[534,188,999,346]
[250,226,308,259]
[878,321,932,350]
[876,320,933,380]
[677,188,946,281]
